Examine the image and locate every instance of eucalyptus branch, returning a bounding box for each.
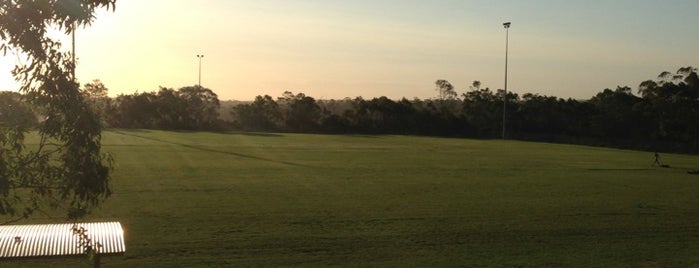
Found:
[15,145,65,170]
[0,0,116,219]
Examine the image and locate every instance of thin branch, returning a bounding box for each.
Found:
[16,145,65,169]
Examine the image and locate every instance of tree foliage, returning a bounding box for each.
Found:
[435,79,456,100]
[278,91,321,133]
[178,86,221,130]
[0,0,116,221]
[637,67,699,148]
[107,86,221,130]
[231,95,282,131]
[225,68,698,152]
[0,92,37,130]
[82,79,111,126]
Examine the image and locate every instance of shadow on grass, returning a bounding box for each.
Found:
[110,128,153,133]
[111,130,310,168]
[110,128,285,137]
[586,168,653,171]
[341,134,381,138]
[237,132,284,137]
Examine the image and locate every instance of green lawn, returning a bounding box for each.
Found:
[4,130,699,267]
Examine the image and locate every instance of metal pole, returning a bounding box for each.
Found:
[502,22,511,139]
[197,54,204,87]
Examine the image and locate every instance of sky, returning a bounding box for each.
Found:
[1,0,698,101]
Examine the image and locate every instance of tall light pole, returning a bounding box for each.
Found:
[196,54,204,87]
[502,22,511,140]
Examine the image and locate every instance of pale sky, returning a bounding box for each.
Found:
[1,0,697,100]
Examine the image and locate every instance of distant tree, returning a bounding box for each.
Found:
[82,79,112,126]
[106,86,220,130]
[516,93,577,140]
[278,91,321,133]
[153,87,187,129]
[346,97,413,134]
[82,79,109,99]
[435,79,457,100]
[316,98,353,133]
[218,68,699,152]
[232,95,282,131]
[637,67,699,147]
[588,86,643,141]
[0,0,115,221]
[470,80,481,91]
[109,93,152,128]
[462,86,501,137]
[177,86,220,130]
[0,92,37,130]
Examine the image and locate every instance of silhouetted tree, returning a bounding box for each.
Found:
[107,86,220,130]
[435,79,457,100]
[100,66,699,154]
[278,91,321,133]
[82,79,112,126]
[637,67,699,150]
[153,87,187,129]
[232,95,282,131]
[178,86,220,130]
[0,0,115,221]
[514,93,588,141]
[462,86,501,137]
[588,86,644,141]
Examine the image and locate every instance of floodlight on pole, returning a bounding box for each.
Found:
[196,54,204,87]
[502,22,511,139]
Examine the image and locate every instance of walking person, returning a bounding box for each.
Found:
[653,152,661,166]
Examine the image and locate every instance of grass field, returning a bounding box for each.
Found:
[4,130,699,267]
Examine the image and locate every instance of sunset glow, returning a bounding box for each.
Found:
[1,0,697,100]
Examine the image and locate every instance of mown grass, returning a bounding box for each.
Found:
[4,130,699,267]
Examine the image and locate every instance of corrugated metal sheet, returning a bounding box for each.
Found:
[0,222,125,258]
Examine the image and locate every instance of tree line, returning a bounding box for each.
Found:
[229,67,698,153]
[2,67,697,153]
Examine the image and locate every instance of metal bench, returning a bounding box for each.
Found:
[0,222,125,267]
